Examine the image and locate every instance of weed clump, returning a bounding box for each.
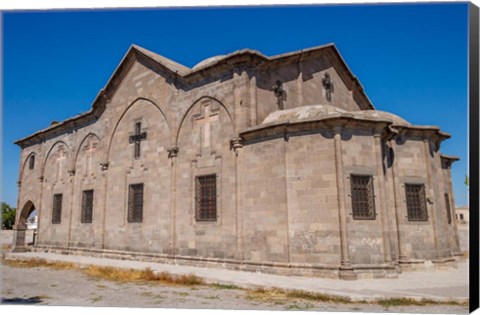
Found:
[4,257,204,287]
[3,258,76,270]
[84,266,204,286]
[286,290,351,303]
[246,287,351,304]
[210,283,240,290]
[378,297,463,308]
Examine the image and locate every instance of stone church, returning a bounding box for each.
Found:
[13,43,462,279]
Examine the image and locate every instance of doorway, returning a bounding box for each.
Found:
[13,201,37,252]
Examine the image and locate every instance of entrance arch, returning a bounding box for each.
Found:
[12,201,37,252]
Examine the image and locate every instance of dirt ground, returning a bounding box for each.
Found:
[1,263,468,313]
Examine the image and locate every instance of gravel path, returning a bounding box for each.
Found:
[1,264,468,313]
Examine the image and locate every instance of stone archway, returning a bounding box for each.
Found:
[12,201,37,252]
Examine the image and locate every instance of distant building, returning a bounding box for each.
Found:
[455,206,469,224]
[26,213,37,230]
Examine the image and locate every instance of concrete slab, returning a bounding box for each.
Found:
[4,252,468,303]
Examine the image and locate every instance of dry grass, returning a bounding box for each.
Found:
[246,287,467,307]
[246,287,351,305]
[2,258,77,270]
[82,265,204,286]
[378,297,466,308]
[286,289,352,303]
[89,295,103,303]
[209,283,241,290]
[3,257,204,287]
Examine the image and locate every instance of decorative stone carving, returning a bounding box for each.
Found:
[194,103,218,155]
[167,146,179,159]
[129,122,147,159]
[272,80,287,109]
[322,73,334,102]
[229,137,243,155]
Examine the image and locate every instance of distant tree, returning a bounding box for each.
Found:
[465,175,469,190]
[1,202,16,230]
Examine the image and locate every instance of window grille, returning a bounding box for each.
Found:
[195,174,217,221]
[29,155,35,170]
[128,183,144,223]
[405,184,428,221]
[52,194,63,224]
[350,175,375,220]
[444,193,452,224]
[81,190,94,223]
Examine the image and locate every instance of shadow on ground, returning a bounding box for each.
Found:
[1,296,44,305]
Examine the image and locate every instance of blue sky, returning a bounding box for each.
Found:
[2,3,469,208]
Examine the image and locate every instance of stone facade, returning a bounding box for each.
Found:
[13,44,462,279]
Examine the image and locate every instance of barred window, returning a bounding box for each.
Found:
[444,193,452,224]
[29,155,35,170]
[350,175,375,220]
[128,183,144,223]
[81,190,94,223]
[52,193,63,224]
[405,184,428,221]
[195,174,217,221]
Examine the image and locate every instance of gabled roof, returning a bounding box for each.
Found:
[15,43,375,148]
[94,42,375,111]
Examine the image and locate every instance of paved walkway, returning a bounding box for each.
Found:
[4,252,469,303]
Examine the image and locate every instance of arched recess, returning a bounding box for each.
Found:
[41,140,70,179]
[19,152,37,182]
[73,133,101,167]
[102,97,172,252]
[13,200,37,251]
[106,97,171,160]
[175,95,234,147]
[73,133,102,178]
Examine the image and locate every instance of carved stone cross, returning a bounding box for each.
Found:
[273,80,287,109]
[322,73,334,102]
[195,104,218,151]
[129,122,147,159]
[83,138,97,176]
[56,146,66,181]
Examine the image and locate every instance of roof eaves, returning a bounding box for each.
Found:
[440,154,460,161]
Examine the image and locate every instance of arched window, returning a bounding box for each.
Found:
[29,155,35,170]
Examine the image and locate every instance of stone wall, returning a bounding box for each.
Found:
[2,230,35,248]
[457,225,469,253]
[285,132,340,266]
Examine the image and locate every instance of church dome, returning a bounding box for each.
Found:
[262,105,347,124]
[356,110,411,126]
[192,55,227,70]
[262,105,411,127]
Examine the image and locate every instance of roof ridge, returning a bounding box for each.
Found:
[132,43,339,74]
[132,44,191,75]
